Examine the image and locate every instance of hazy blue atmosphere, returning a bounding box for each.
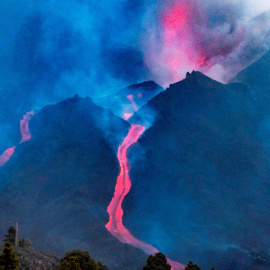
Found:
[1,1,270,270]
[0,0,270,112]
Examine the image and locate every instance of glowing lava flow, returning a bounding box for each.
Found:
[122,94,139,120]
[106,124,185,270]
[0,110,34,167]
[0,147,16,166]
[20,110,35,143]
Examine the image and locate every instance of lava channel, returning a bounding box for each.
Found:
[0,147,16,166]
[0,110,34,167]
[20,110,35,143]
[106,124,185,270]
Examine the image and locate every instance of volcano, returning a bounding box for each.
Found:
[1,65,270,269]
[123,70,270,270]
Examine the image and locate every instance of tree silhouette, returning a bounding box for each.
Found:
[96,260,108,270]
[184,261,201,270]
[18,238,32,248]
[3,227,16,246]
[60,249,107,270]
[143,252,171,270]
[60,256,81,270]
[0,242,19,270]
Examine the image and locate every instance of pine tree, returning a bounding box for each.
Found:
[0,242,19,270]
[3,227,16,246]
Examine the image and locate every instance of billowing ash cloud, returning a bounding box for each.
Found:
[143,0,270,85]
[0,0,270,148]
[0,0,151,114]
[0,0,150,149]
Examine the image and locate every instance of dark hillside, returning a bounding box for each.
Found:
[124,71,270,270]
[0,95,147,270]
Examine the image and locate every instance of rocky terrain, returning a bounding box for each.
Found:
[0,242,60,270]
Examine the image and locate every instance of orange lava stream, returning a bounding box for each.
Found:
[20,110,35,143]
[0,110,34,167]
[0,146,16,166]
[106,124,185,270]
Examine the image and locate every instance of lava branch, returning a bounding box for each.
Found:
[0,110,34,167]
[105,124,185,270]
[20,110,35,143]
[0,147,16,166]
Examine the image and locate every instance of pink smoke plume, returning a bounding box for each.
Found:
[144,0,270,85]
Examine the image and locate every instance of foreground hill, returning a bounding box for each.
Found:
[0,95,147,270]
[124,71,270,270]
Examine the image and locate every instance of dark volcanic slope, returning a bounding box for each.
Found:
[0,95,147,270]
[124,71,270,270]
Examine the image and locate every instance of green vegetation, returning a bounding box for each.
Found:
[143,252,171,270]
[0,225,216,270]
[0,242,19,270]
[61,256,81,270]
[60,249,107,270]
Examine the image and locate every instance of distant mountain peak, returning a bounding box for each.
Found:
[186,70,222,86]
[96,81,164,119]
[169,70,223,91]
[185,70,205,79]
[127,81,162,91]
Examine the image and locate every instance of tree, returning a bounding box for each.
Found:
[3,227,16,246]
[18,238,32,248]
[0,242,19,270]
[184,261,201,270]
[96,261,108,270]
[61,256,81,270]
[60,250,99,270]
[143,252,171,270]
